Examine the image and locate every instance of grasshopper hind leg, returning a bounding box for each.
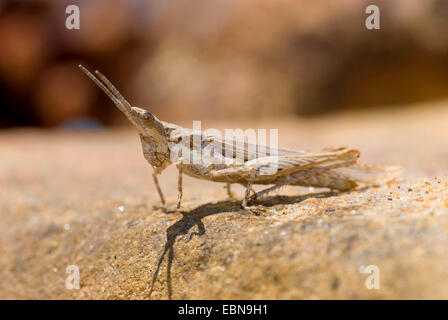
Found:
[248,158,359,201]
[225,182,255,199]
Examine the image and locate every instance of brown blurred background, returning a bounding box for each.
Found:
[0,0,447,127]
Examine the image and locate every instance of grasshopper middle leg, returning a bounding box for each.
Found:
[225,183,234,198]
[177,168,183,209]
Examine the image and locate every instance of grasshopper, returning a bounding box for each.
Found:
[79,65,401,213]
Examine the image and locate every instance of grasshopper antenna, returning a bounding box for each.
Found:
[94,69,133,112]
[78,65,134,121]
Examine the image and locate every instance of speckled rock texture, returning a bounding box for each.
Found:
[1,103,448,299]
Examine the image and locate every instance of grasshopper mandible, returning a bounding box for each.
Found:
[79,65,400,213]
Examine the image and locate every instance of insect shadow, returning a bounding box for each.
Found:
[148,190,340,299]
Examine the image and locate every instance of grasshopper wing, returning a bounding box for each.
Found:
[210,148,360,185]
[205,133,307,161]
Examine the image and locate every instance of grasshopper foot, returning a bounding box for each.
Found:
[152,204,167,213]
[241,204,267,216]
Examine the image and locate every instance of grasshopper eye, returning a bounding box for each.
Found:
[131,107,153,119]
[143,110,154,119]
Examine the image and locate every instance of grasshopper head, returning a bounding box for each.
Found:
[130,107,167,142]
[78,65,171,169]
[131,107,171,169]
[130,107,159,134]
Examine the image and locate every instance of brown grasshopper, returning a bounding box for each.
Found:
[79,65,401,213]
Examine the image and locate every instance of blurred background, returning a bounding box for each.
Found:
[0,0,448,127]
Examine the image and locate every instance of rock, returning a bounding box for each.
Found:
[1,104,448,299]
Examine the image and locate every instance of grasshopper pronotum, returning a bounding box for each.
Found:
[79,65,400,213]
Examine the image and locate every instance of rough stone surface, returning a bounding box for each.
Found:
[1,103,448,299]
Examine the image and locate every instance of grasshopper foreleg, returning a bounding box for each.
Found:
[152,170,166,206]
